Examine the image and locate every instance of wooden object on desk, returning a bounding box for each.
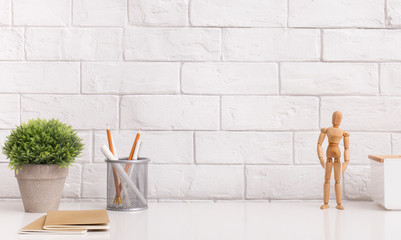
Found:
[317,111,350,210]
[107,125,121,205]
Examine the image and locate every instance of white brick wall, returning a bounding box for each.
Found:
[73,0,126,26]
[0,28,24,60]
[190,0,286,27]
[182,63,278,94]
[14,0,71,26]
[0,0,398,201]
[288,0,384,28]
[0,0,10,25]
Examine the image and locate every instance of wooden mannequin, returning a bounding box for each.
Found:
[317,111,349,210]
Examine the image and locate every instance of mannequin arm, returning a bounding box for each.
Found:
[317,128,326,169]
[342,131,350,172]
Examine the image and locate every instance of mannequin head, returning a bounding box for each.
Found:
[332,111,342,127]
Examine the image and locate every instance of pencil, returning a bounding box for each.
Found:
[107,125,121,205]
[125,130,141,172]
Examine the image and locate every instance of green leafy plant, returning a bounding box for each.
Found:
[3,118,84,171]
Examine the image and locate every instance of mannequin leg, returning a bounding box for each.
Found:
[334,158,344,210]
[321,159,333,209]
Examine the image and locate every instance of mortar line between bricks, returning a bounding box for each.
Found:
[378,63,382,95]
[390,133,394,155]
[320,29,324,61]
[219,96,222,130]
[220,28,223,61]
[179,62,183,94]
[286,0,290,27]
[6,25,401,29]
[11,59,401,63]
[277,62,281,95]
[70,0,73,26]
[193,131,197,164]
[90,130,95,163]
[22,28,26,61]
[125,0,129,25]
[118,95,121,129]
[80,163,85,198]
[89,129,401,133]
[2,129,397,134]
[10,0,13,26]
[5,92,389,97]
[385,0,389,27]
[121,27,126,61]
[220,28,224,61]
[79,62,82,93]
[318,96,321,129]
[188,0,192,26]
[19,94,22,124]
[243,165,247,200]
[292,132,295,165]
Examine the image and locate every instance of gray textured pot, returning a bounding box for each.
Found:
[15,164,68,213]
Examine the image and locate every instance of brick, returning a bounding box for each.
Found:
[289,0,384,27]
[82,164,107,198]
[182,63,278,95]
[82,62,180,94]
[295,132,391,165]
[223,28,320,61]
[344,166,370,200]
[0,28,24,60]
[380,63,401,95]
[222,96,319,130]
[149,165,243,199]
[388,0,401,26]
[324,29,401,61]
[26,28,122,60]
[190,0,286,27]
[0,164,20,197]
[124,28,221,61]
[94,131,193,164]
[0,95,20,128]
[63,164,82,198]
[294,132,325,165]
[321,97,401,131]
[75,131,93,163]
[129,0,188,26]
[0,0,10,25]
[0,130,11,162]
[14,0,70,26]
[121,96,219,130]
[73,0,126,26]
[281,63,378,95]
[0,62,79,93]
[21,95,118,130]
[196,132,292,164]
[391,133,401,155]
[341,133,390,165]
[246,165,323,199]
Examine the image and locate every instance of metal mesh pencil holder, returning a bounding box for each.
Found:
[106,157,149,211]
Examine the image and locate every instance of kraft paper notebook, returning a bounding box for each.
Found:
[18,215,87,235]
[19,210,109,234]
[44,210,110,230]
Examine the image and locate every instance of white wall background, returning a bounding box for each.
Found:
[0,0,400,201]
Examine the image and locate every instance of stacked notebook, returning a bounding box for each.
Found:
[19,210,109,235]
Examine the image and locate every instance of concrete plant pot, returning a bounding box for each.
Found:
[15,164,68,213]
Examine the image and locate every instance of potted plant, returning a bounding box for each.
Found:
[2,119,84,212]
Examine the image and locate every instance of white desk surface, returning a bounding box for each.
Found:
[1,200,401,240]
